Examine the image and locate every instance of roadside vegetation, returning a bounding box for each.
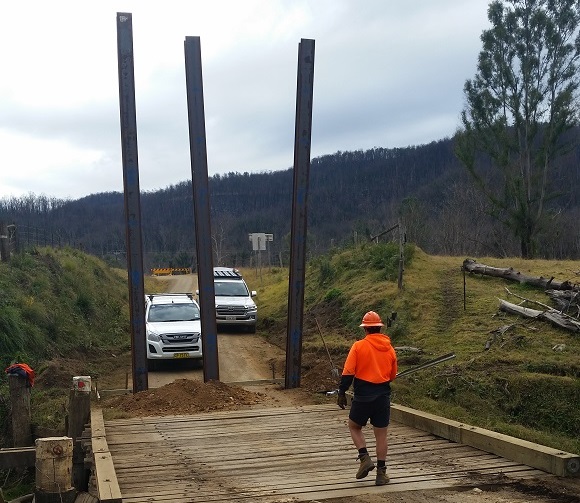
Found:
[255,242,580,455]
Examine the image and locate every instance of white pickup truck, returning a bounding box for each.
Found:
[145,293,203,370]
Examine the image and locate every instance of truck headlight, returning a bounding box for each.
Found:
[147,331,161,342]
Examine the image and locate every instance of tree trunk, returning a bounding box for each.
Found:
[462,259,577,291]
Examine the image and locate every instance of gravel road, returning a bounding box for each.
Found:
[146,274,283,387]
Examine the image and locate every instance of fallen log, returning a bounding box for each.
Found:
[463,259,578,291]
[498,299,580,332]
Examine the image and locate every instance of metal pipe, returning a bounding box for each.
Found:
[395,352,456,378]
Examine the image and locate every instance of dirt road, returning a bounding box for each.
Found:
[146,274,283,387]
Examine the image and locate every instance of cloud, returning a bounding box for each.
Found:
[0,0,490,199]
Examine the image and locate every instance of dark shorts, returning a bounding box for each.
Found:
[349,395,391,428]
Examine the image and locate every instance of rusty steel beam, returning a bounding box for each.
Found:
[285,39,315,389]
[184,36,219,381]
[116,12,148,392]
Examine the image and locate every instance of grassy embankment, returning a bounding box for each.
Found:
[0,247,137,446]
[252,243,580,455]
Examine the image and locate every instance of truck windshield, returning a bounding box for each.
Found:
[148,303,200,322]
[214,281,249,296]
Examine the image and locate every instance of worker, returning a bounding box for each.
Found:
[337,310,398,486]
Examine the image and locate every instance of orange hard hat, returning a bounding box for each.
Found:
[360,311,384,327]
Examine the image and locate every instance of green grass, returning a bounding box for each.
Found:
[257,243,580,455]
[0,247,132,366]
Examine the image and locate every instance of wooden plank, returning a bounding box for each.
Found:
[116,466,546,503]
[105,404,563,502]
[0,446,35,469]
[391,403,580,477]
[91,407,123,503]
[104,403,340,426]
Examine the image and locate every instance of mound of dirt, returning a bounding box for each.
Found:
[104,379,269,416]
[35,358,90,389]
[300,356,343,393]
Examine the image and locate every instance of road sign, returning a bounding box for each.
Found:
[249,233,273,251]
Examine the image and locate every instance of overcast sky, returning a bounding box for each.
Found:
[0,0,490,200]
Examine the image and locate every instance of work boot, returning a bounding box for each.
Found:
[355,453,375,479]
[375,466,389,485]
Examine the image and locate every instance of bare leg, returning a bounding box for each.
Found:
[374,426,388,460]
[348,419,366,450]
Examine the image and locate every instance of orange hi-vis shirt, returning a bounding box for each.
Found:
[342,333,397,383]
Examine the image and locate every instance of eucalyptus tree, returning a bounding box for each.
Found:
[457,0,580,258]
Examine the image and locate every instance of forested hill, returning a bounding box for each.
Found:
[2,136,579,267]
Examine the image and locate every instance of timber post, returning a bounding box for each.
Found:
[398,219,404,290]
[68,376,92,491]
[34,437,77,503]
[0,221,9,261]
[8,373,32,447]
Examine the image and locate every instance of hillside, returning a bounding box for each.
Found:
[255,243,580,455]
[2,136,580,270]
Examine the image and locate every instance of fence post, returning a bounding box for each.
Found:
[1,222,9,261]
[398,219,405,290]
[35,437,77,503]
[8,374,33,447]
[68,376,92,491]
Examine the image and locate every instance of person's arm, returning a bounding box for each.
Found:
[337,344,357,408]
[389,348,398,381]
[338,374,354,395]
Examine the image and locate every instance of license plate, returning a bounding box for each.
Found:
[173,353,189,359]
[226,316,236,320]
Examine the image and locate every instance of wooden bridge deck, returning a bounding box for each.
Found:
[103,404,548,502]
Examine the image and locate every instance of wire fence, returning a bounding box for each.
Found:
[0,221,280,271]
[0,222,86,261]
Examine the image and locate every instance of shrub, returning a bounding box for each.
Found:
[324,288,343,302]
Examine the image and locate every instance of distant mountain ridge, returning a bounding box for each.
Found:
[2,136,579,265]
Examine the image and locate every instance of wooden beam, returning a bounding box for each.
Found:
[97,388,132,398]
[391,404,580,477]
[90,407,123,503]
[0,446,35,469]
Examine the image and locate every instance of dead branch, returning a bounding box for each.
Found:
[498,299,580,333]
[504,287,580,322]
[546,289,580,315]
[485,323,516,350]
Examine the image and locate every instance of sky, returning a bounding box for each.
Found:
[0,0,491,200]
